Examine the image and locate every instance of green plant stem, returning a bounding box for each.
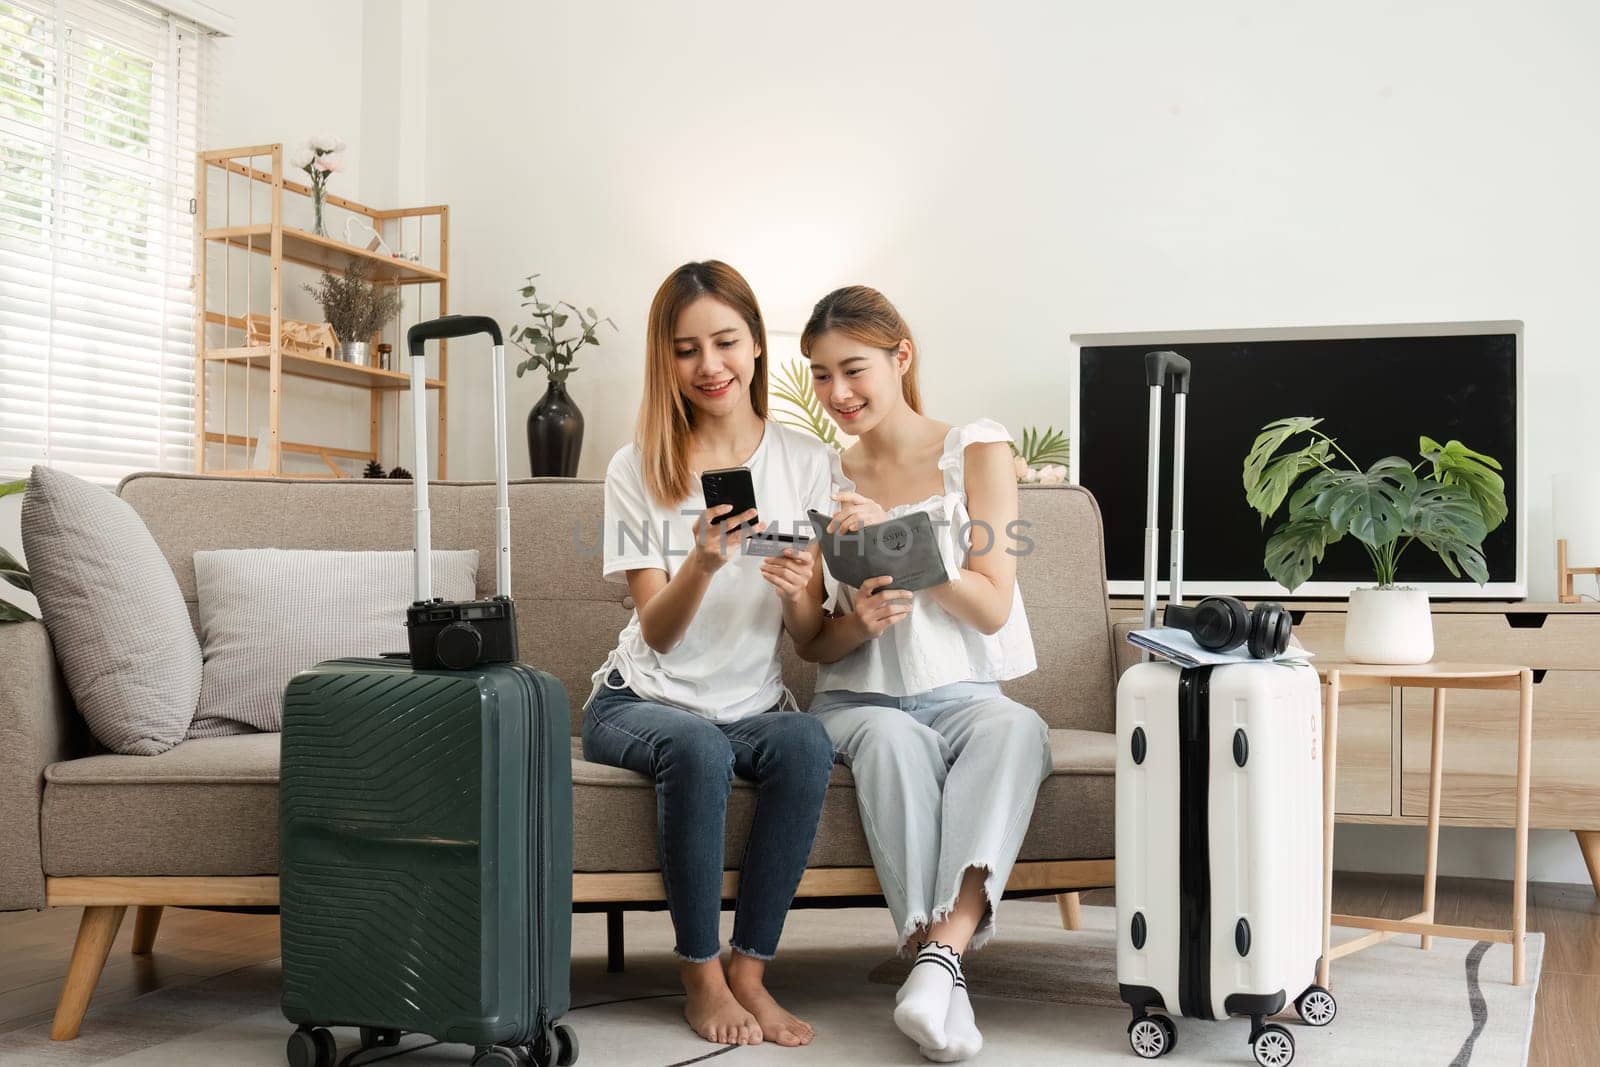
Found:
[1306,428,1362,472]
[1389,535,1416,579]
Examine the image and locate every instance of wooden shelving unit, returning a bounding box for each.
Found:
[194,144,450,478]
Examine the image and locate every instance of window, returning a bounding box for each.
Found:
[0,0,210,482]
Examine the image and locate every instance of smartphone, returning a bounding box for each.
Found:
[700,466,758,529]
[744,529,814,557]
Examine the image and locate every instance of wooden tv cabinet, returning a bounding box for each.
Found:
[1109,599,1600,895]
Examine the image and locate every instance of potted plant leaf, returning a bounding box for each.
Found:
[771,358,844,448]
[510,274,616,477]
[1,478,34,622]
[1011,425,1071,484]
[303,257,401,366]
[1242,417,1507,663]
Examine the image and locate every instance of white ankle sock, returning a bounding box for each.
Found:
[920,984,983,1062]
[895,941,961,1050]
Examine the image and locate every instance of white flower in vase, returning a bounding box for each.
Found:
[309,133,346,153]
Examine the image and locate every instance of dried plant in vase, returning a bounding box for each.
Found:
[302,257,401,366]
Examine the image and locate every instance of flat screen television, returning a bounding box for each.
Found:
[1069,321,1524,600]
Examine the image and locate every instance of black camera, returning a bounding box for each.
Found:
[406,595,520,671]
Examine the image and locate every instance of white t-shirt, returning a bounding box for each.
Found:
[592,422,834,722]
[815,417,1038,697]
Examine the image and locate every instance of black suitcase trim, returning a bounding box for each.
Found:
[1177,666,1214,1021]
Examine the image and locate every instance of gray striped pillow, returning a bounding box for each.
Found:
[21,466,202,755]
[191,549,479,736]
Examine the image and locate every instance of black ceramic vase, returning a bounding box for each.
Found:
[527,379,584,477]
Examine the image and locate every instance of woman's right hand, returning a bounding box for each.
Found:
[852,575,914,638]
[689,505,761,575]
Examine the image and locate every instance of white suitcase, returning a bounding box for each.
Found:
[1114,352,1336,1066]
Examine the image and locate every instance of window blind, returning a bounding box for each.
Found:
[0,0,209,482]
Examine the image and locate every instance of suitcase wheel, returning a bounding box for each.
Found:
[554,1023,580,1067]
[1294,985,1337,1027]
[1127,1015,1174,1058]
[472,1047,526,1067]
[285,1027,337,1067]
[1250,1023,1295,1067]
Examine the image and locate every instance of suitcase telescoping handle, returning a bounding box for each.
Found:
[1142,351,1192,635]
[406,315,512,604]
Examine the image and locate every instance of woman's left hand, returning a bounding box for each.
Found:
[761,544,818,606]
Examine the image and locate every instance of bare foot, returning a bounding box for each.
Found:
[682,960,763,1046]
[727,955,815,1047]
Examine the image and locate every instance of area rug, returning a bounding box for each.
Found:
[0,901,1540,1066]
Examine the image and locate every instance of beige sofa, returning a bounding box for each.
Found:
[0,473,1127,1040]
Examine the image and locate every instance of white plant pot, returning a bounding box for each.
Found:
[1343,587,1434,664]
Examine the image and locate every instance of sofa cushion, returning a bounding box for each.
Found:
[22,465,202,755]
[38,728,1114,880]
[41,734,280,877]
[190,548,478,737]
[568,728,1115,873]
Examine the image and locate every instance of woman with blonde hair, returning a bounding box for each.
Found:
[582,261,835,1048]
[795,285,1050,1062]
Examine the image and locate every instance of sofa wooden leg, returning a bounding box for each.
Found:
[1056,892,1082,931]
[1578,831,1600,898]
[51,905,127,1041]
[131,906,163,955]
[606,908,625,973]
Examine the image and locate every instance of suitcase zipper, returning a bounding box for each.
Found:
[1177,666,1214,1021]
[518,665,550,1042]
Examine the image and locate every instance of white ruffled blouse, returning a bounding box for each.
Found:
[816,417,1038,697]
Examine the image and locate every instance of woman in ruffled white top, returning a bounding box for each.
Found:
[793,286,1051,1062]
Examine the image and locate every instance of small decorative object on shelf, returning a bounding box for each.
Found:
[291,133,345,237]
[1011,425,1071,484]
[362,460,386,479]
[245,314,336,360]
[1554,472,1600,603]
[377,342,393,371]
[1243,417,1508,664]
[387,466,412,481]
[303,257,401,365]
[511,273,616,477]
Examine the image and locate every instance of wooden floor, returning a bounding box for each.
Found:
[1,874,1596,1064]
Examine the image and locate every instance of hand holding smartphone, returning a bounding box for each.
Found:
[700,467,758,531]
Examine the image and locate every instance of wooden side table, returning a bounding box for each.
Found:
[1318,662,1533,987]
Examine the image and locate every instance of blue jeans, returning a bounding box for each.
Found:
[582,673,834,962]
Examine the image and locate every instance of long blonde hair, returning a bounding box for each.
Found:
[799,285,922,413]
[638,261,770,506]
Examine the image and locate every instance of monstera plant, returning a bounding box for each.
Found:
[1242,418,1508,663]
[1243,417,1507,590]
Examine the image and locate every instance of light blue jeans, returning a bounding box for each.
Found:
[809,680,1052,952]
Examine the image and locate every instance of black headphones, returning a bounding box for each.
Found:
[1163,597,1293,659]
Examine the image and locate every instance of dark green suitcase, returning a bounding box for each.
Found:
[279,656,575,1067]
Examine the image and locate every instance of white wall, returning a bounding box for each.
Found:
[415,0,1600,886]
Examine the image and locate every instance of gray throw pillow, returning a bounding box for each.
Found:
[20,465,202,755]
[190,548,479,737]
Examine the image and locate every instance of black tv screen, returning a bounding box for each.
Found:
[1074,324,1521,599]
